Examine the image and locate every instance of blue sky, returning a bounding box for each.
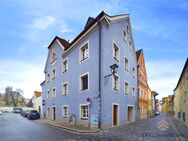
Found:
[0,0,188,99]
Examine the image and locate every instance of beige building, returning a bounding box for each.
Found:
[174,58,188,127]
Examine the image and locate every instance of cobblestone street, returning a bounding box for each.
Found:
[70,114,188,141]
[1,113,188,141]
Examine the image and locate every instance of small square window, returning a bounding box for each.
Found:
[47,90,50,99]
[52,69,56,79]
[80,74,88,91]
[132,87,135,97]
[47,73,50,82]
[52,88,56,98]
[80,105,89,119]
[113,75,119,91]
[132,66,135,78]
[113,43,120,62]
[125,82,129,94]
[125,57,129,71]
[62,83,68,95]
[62,106,68,118]
[62,59,68,73]
[80,43,89,62]
[51,49,57,63]
[47,108,50,116]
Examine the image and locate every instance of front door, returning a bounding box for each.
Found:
[128,106,133,122]
[113,105,118,126]
[52,107,56,120]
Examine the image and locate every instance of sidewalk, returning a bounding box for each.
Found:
[37,118,100,134]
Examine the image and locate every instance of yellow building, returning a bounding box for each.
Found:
[161,97,167,114]
[147,87,152,117]
[174,58,188,127]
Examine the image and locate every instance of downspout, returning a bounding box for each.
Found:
[98,21,102,129]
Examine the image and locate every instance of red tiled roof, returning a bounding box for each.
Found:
[47,36,70,50]
[34,91,42,97]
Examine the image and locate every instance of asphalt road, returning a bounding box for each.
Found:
[0,113,187,141]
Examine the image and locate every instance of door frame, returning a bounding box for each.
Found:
[127,105,134,122]
[112,103,119,127]
[52,106,56,120]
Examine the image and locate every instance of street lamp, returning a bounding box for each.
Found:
[105,64,119,78]
[110,64,118,75]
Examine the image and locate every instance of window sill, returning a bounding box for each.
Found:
[80,58,88,63]
[113,88,119,91]
[80,89,89,92]
[62,70,67,73]
[113,57,119,63]
[81,118,88,120]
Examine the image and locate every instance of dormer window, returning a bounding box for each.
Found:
[113,42,120,62]
[80,42,89,62]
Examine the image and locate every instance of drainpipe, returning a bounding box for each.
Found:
[98,21,102,129]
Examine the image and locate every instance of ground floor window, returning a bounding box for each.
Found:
[80,105,89,120]
[47,107,50,116]
[62,105,68,118]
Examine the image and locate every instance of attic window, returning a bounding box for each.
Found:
[80,42,89,62]
[51,49,57,63]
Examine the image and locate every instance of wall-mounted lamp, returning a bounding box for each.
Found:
[105,64,119,78]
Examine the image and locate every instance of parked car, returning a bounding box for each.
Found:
[154,112,160,116]
[12,108,23,113]
[22,110,31,117]
[0,110,2,115]
[27,110,40,120]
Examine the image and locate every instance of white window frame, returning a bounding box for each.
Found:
[52,68,56,80]
[79,72,89,92]
[124,57,129,71]
[112,41,120,62]
[122,27,128,43]
[52,87,56,98]
[112,74,120,91]
[47,107,50,116]
[132,65,136,78]
[132,86,135,97]
[80,104,89,120]
[47,89,50,99]
[51,48,57,64]
[62,82,68,96]
[47,72,50,83]
[124,81,129,95]
[62,58,68,73]
[79,41,89,63]
[62,105,68,118]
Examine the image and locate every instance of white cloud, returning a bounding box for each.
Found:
[146,60,184,100]
[0,60,44,99]
[31,16,55,30]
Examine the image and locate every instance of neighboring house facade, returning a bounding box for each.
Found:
[147,87,153,117]
[32,91,42,115]
[41,11,138,129]
[174,58,188,127]
[152,91,159,113]
[136,49,149,119]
